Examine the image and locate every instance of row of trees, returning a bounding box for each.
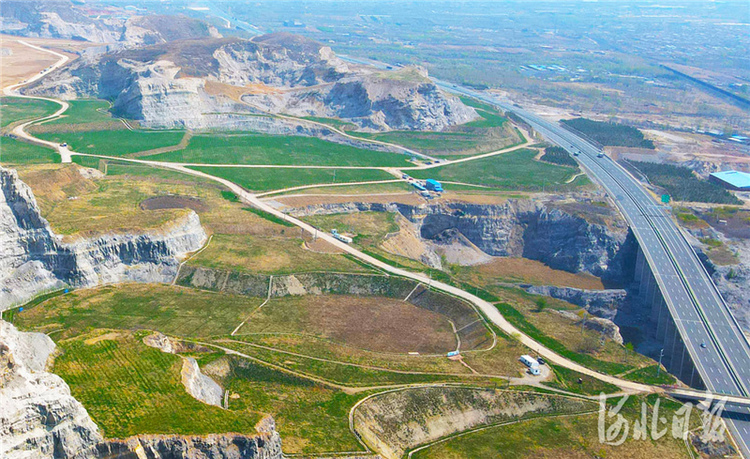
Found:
[562,118,655,149]
[540,146,578,167]
[625,160,742,205]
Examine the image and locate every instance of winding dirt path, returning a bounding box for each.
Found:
[6,39,669,397]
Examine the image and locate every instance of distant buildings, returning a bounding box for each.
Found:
[709,170,750,191]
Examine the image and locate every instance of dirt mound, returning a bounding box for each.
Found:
[140,195,209,213]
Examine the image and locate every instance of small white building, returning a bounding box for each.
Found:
[520,355,540,375]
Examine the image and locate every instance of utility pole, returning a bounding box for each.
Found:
[580,311,587,335]
[657,348,664,377]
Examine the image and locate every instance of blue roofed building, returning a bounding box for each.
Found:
[709,170,750,191]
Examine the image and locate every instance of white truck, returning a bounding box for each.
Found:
[520,355,541,375]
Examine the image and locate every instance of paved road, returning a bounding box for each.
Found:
[11,43,750,455]
[430,81,750,457]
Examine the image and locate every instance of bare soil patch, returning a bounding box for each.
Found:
[140,195,209,213]
[0,34,97,88]
[304,238,344,254]
[250,295,457,354]
[465,257,605,290]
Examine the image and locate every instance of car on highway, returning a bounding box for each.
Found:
[59,143,67,147]
[597,152,605,158]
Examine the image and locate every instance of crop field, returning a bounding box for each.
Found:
[237,294,457,354]
[142,133,413,167]
[53,331,262,438]
[408,149,587,190]
[0,96,59,128]
[0,137,59,165]
[189,165,396,192]
[187,233,370,274]
[35,129,186,157]
[412,395,693,459]
[32,99,120,129]
[350,98,523,158]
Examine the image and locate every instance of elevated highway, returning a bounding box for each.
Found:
[431,81,750,457]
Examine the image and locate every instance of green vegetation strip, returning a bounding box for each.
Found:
[409,149,584,190]
[561,117,655,149]
[188,166,395,192]
[0,97,60,128]
[54,332,261,438]
[0,137,59,165]
[36,129,186,157]
[623,160,741,205]
[143,133,412,167]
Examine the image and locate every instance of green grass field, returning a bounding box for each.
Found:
[187,234,370,275]
[54,331,262,438]
[144,133,412,167]
[41,99,114,126]
[13,284,262,340]
[36,129,185,157]
[0,137,58,165]
[409,149,586,190]
[224,357,368,454]
[0,97,60,128]
[189,166,395,192]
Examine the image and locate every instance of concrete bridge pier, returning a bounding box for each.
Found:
[635,244,704,389]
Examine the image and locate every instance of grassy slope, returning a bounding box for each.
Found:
[409,149,586,190]
[188,233,369,274]
[1,97,60,128]
[189,166,395,192]
[36,129,185,156]
[413,395,692,459]
[0,137,58,165]
[54,331,262,438]
[41,99,112,126]
[13,284,263,340]
[144,133,412,167]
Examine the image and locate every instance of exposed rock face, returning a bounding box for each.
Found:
[287,199,635,282]
[354,386,593,459]
[553,309,624,344]
[525,285,628,321]
[0,167,207,309]
[0,320,102,459]
[25,33,475,132]
[696,243,750,333]
[243,66,477,132]
[99,428,283,459]
[1,1,220,46]
[181,358,224,408]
